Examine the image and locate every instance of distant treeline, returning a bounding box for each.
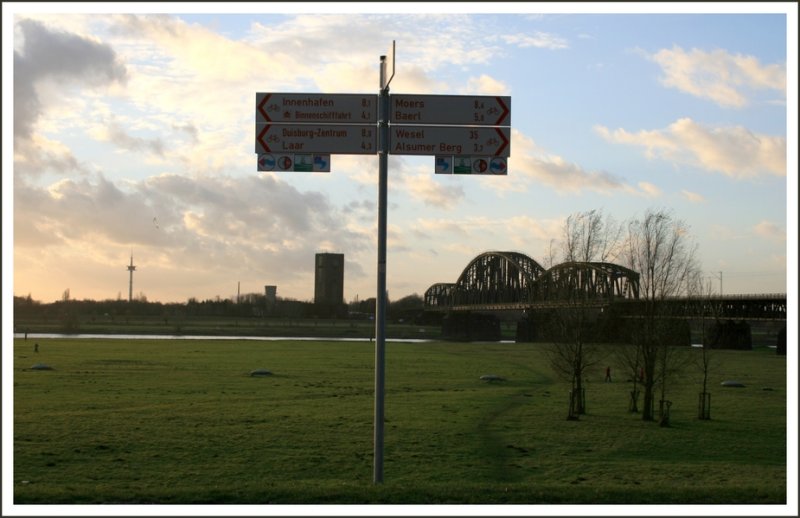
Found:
[12,292,429,324]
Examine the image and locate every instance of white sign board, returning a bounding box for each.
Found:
[256,93,377,124]
[391,126,510,157]
[256,124,377,155]
[391,94,510,126]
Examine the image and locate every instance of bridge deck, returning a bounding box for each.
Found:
[426,294,787,321]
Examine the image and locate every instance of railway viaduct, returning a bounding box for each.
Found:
[423,251,787,350]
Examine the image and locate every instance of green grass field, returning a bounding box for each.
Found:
[12,338,787,504]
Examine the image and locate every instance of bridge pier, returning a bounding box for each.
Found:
[776,327,786,355]
[442,312,501,341]
[706,320,752,350]
[515,308,632,344]
[515,316,538,342]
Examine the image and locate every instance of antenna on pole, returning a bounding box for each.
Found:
[380,40,395,91]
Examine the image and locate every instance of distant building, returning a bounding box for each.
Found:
[314,253,345,317]
[264,285,277,304]
[263,285,277,317]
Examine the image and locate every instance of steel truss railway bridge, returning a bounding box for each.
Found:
[423,251,787,337]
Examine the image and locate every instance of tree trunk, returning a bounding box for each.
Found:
[567,390,579,420]
[575,375,586,414]
[642,383,655,421]
[629,389,640,412]
[698,392,711,420]
[659,400,672,427]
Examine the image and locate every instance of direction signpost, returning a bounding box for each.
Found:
[390,125,510,156]
[256,92,377,124]
[254,41,512,484]
[390,94,510,126]
[255,124,376,155]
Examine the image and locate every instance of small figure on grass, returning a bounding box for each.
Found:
[34,343,39,353]
[605,366,612,383]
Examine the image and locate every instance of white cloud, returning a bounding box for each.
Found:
[401,173,466,209]
[681,190,705,203]
[412,218,470,239]
[595,117,786,179]
[113,14,277,84]
[246,13,503,80]
[13,17,127,141]
[753,220,785,243]
[13,134,91,178]
[634,181,662,198]
[412,214,562,250]
[502,32,569,50]
[99,120,166,157]
[644,45,786,108]
[462,74,510,95]
[503,129,628,194]
[13,171,373,302]
[504,215,564,248]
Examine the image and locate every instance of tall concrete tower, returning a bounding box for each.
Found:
[265,285,277,304]
[127,252,136,302]
[314,253,344,317]
[265,285,277,316]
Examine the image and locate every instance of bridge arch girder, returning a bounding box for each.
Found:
[539,261,640,302]
[424,283,456,308]
[452,251,546,306]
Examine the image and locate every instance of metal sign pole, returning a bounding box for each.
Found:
[253,40,512,488]
[373,54,390,485]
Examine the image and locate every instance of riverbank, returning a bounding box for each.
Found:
[13,315,446,339]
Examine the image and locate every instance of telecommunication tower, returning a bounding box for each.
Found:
[127,252,136,302]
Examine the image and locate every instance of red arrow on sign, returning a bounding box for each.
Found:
[257,94,273,122]
[494,127,509,156]
[494,97,510,126]
[257,125,272,152]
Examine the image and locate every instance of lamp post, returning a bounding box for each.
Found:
[712,271,722,296]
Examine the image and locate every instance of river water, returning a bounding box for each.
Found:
[12,333,436,343]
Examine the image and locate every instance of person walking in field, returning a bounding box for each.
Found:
[605,366,611,383]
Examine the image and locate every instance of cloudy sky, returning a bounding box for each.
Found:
[3,3,796,305]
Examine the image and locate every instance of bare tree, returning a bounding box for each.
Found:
[623,208,699,422]
[688,273,722,420]
[614,337,644,412]
[544,238,558,269]
[562,209,624,265]
[654,327,691,426]
[546,209,624,418]
[547,319,601,419]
